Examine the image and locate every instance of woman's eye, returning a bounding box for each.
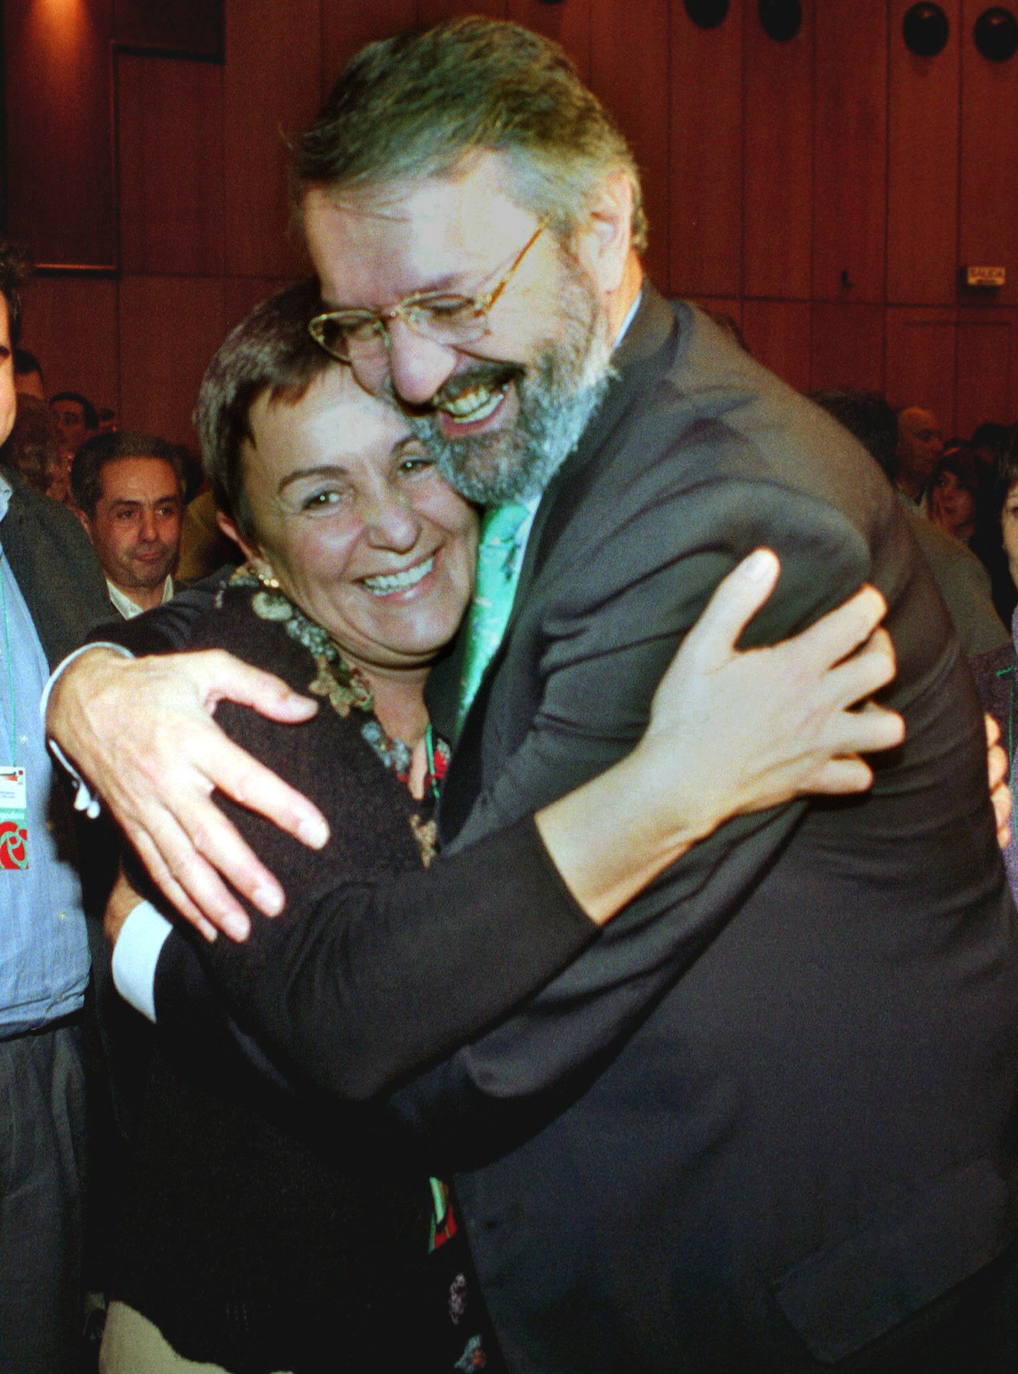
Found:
[300,488,344,512]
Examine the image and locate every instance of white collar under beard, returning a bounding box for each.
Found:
[405,268,617,506]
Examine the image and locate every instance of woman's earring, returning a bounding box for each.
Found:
[250,562,281,590]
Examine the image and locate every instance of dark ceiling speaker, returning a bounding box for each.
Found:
[902,3,950,56]
[683,0,729,27]
[974,7,1018,60]
[758,0,802,43]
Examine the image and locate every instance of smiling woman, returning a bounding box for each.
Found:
[101,281,498,1373]
[221,371,478,692]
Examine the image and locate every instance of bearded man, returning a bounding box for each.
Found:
[47,19,1018,1373]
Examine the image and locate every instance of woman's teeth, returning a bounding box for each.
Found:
[363,555,435,595]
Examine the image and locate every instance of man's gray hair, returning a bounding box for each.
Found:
[292,16,647,254]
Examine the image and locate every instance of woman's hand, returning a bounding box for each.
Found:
[640,548,903,838]
[538,550,904,923]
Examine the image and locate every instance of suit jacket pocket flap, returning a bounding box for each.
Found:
[772,1157,1014,1363]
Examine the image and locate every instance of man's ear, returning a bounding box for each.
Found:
[74,508,93,542]
[571,167,635,295]
[216,510,267,572]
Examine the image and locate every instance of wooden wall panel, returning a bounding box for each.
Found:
[955,312,1018,434]
[223,277,296,334]
[669,3,744,300]
[812,1,887,302]
[118,277,227,445]
[18,276,119,411]
[884,309,956,430]
[743,4,814,300]
[589,0,671,288]
[420,0,506,21]
[321,0,417,85]
[959,0,1018,308]
[223,0,319,279]
[117,55,224,276]
[741,300,811,394]
[887,0,960,304]
[810,304,885,394]
[509,0,591,80]
[113,0,223,58]
[5,0,116,268]
[696,298,744,329]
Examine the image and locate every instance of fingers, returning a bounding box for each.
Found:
[182,650,321,724]
[199,729,330,852]
[123,813,245,942]
[985,711,1002,752]
[679,549,781,669]
[991,774,1012,850]
[826,699,905,760]
[806,754,875,795]
[791,585,889,673]
[118,735,315,938]
[982,716,1012,850]
[820,629,899,717]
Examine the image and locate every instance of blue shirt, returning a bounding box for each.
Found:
[0,476,89,1034]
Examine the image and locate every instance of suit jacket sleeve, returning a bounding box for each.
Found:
[85,573,226,655]
[140,607,600,1103]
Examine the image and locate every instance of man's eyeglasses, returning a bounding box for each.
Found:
[307,220,547,365]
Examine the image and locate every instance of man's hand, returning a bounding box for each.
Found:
[985,714,1012,851]
[641,549,905,837]
[47,647,329,940]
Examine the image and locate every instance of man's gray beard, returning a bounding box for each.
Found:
[406,277,616,505]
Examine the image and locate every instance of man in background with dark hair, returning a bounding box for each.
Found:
[0,245,112,1371]
[71,432,185,618]
[50,390,98,454]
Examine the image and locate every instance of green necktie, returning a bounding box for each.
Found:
[455,501,530,734]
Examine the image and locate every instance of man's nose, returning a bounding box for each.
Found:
[139,510,158,541]
[352,317,459,406]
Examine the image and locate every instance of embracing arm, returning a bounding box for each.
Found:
[113,548,899,1101]
[390,482,904,1119]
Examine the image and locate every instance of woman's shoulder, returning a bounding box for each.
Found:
[186,578,421,865]
[186,576,319,694]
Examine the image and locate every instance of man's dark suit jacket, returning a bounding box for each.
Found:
[2,467,110,668]
[107,295,1018,1372]
[393,292,1018,1371]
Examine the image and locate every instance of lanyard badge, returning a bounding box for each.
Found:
[0,765,27,869]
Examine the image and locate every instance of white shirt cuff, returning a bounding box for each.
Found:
[40,642,134,819]
[111,900,172,1022]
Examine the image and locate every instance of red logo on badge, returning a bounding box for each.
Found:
[0,821,27,869]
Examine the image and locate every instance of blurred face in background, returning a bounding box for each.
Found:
[1002,481,1018,590]
[896,406,943,498]
[930,466,976,541]
[51,397,91,455]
